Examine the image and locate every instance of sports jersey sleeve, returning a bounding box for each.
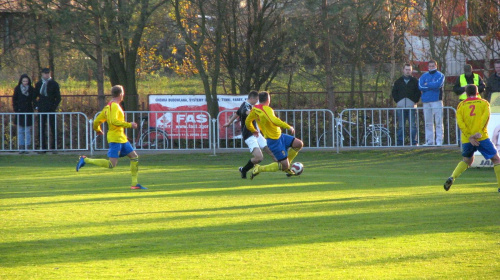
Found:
[457,104,469,139]
[109,103,132,129]
[262,106,291,130]
[93,109,107,133]
[479,101,491,134]
[245,109,258,133]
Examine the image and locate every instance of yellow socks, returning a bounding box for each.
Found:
[451,161,468,179]
[288,148,299,163]
[85,158,113,169]
[259,162,280,172]
[130,157,139,186]
[494,164,500,189]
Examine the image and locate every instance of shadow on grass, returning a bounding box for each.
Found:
[0,196,497,267]
[1,191,498,268]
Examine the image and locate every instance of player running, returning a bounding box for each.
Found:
[245,91,303,179]
[223,90,276,179]
[76,85,146,190]
[444,84,500,192]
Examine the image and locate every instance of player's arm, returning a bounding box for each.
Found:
[479,102,490,132]
[223,113,239,127]
[93,110,107,135]
[245,110,258,136]
[108,103,132,128]
[456,105,472,140]
[263,106,291,130]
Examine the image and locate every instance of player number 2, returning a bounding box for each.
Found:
[469,105,476,116]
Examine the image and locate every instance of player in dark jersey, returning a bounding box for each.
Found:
[223,90,276,178]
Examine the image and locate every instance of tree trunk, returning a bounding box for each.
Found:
[426,0,436,60]
[349,63,356,107]
[95,15,105,110]
[46,19,56,80]
[322,0,336,113]
[358,62,364,108]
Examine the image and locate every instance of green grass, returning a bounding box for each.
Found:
[1,149,499,279]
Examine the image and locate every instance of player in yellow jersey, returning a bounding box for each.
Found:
[245,91,303,179]
[444,84,500,192]
[76,85,146,190]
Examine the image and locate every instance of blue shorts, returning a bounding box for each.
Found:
[108,142,135,158]
[461,138,498,160]
[266,134,295,161]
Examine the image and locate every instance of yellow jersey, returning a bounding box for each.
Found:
[245,104,291,140]
[93,102,131,143]
[456,97,490,143]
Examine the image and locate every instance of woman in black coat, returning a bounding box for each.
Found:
[12,74,36,153]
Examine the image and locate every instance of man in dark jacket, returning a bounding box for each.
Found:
[34,68,61,152]
[392,63,421,146]
[486,60,500,105]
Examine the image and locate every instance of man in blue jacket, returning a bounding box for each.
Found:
[419,60,445,146]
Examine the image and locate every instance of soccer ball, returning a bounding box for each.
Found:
[290,162,304,175]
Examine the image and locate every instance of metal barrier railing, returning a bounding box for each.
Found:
[1,112,89,152]
[217,109,336,150]
[338,107,458,147]
[91,111,212,152]
[1,108,459,153]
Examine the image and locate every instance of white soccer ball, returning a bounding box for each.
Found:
[290,162,304,175]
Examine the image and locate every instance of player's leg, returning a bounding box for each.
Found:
[254,135,294,176]
[288,137,303,164]
[476,139,500,192]
[250,138,282,179]
[444,142,475,191]
[240,136,262,178]
[123,143,145,190]
[76,143,120,171]
[490,155,500,192]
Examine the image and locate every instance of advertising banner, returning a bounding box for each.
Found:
[148,95,246,139]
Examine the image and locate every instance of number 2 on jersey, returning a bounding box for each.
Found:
[469,105,476,116]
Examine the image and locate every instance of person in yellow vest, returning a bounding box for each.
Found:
[452,64,485,101]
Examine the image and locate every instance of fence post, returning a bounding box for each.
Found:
[89,119,94,157]
[212,118,217,156]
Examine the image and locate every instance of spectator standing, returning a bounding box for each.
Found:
[34,68,61,153]
[419,60,445,146]
[12,74,36,154]
[392,63,421,146]
[485,60,500,103]
[452,64,485,101]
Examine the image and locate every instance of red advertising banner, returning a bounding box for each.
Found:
[148,95,246,139]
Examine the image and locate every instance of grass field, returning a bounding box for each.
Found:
[1,149,499,279]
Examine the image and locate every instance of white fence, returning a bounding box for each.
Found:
[218,109,335,150]
[1,112,89,152]
[91,111,213,153]
[337,107,458,148]
[1,108,459,153]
